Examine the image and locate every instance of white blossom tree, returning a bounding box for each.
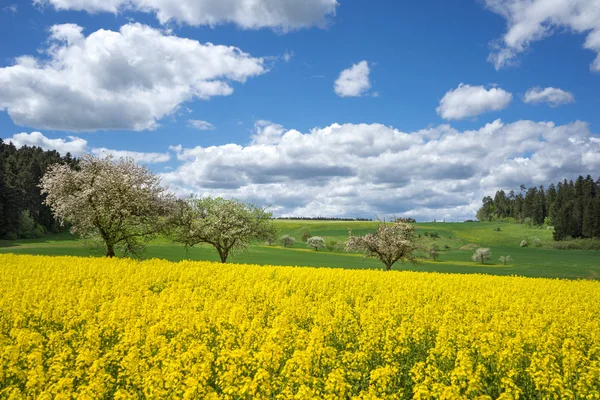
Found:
[169,196,276,263]
[499,255,512,265]
[40,155,172,257]
[472,248,492,264]
[346,220,420,271]
[306,236,325,251]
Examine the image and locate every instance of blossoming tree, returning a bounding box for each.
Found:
[40,155,172,257]
[346,220,420,271]
[169,196,276,263]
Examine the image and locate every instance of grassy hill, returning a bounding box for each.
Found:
[1,220,598,280]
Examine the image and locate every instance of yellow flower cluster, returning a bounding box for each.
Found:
[1,254,600,399]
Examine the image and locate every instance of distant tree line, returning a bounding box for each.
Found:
[275,217,373,221]
[0,139,78,239]
[477,175,600,240]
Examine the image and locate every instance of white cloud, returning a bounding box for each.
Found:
[2,4,17,14]
[524,87,575,107]
[5,132,88,156]
[334,61,372,97]
[4,132,170,163]
[91,148,171,163]
[188,120,216,131]
[162,119,600,221]
[0,23,266,132]
[436,84,512,120]
[34,0,338,32]
[483,0,600,71]
[250,120,290,145]
[282,51,294,62]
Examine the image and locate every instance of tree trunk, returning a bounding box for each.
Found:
[106,244,115,258]
[218,248,228,263]
[385,263,392,271]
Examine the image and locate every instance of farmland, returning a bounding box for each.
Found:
[1,220,598,280]
[1,254,600,398]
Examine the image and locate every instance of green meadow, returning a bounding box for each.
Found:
[1,220,598,280]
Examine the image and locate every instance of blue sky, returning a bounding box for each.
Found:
[1,0,600,220]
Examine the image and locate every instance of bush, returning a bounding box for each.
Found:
[552,239,600,251]
[494,227,501,232]
[22,225,45,239]
[3,232,19,241]
[325,239,340,252]
[520,240,529,248]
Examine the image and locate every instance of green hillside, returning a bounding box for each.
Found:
[1,220,598,280]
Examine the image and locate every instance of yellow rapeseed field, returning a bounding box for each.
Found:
[1,254,600,399]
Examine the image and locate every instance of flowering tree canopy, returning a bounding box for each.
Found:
[306,236,325,251]
[346,220,420,271]
[169,196,276,263]
[40,155,172,257]
[472,248,492,264]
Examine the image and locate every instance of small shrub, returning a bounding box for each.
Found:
[3,232,19,241]
[533,237,542,248]
[520,240,529,248]
[494,227,501,232]
[429,232,440,239]
[552,239,600,251]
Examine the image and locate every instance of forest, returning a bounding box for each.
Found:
[0,139,78,239]
[477,175,600,240]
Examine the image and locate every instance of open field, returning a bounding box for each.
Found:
[1,221,599,280]
[2,254,600,398]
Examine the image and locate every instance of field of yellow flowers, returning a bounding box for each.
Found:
[1,254,600,399]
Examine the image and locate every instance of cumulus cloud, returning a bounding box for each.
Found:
[483,0,600,71]
[0,23,266,132]
[4,132,88,156]
[437,84,513,120]
[161,119,600,221]
[188,120,216,131]
[34,0,338,31]
[524,87,575,107]
[4,132,170,164]
[334,61,372,97]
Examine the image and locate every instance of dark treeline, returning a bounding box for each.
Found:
[0,139,78,239]
[477,175,600,240]
[275,217,373,221]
